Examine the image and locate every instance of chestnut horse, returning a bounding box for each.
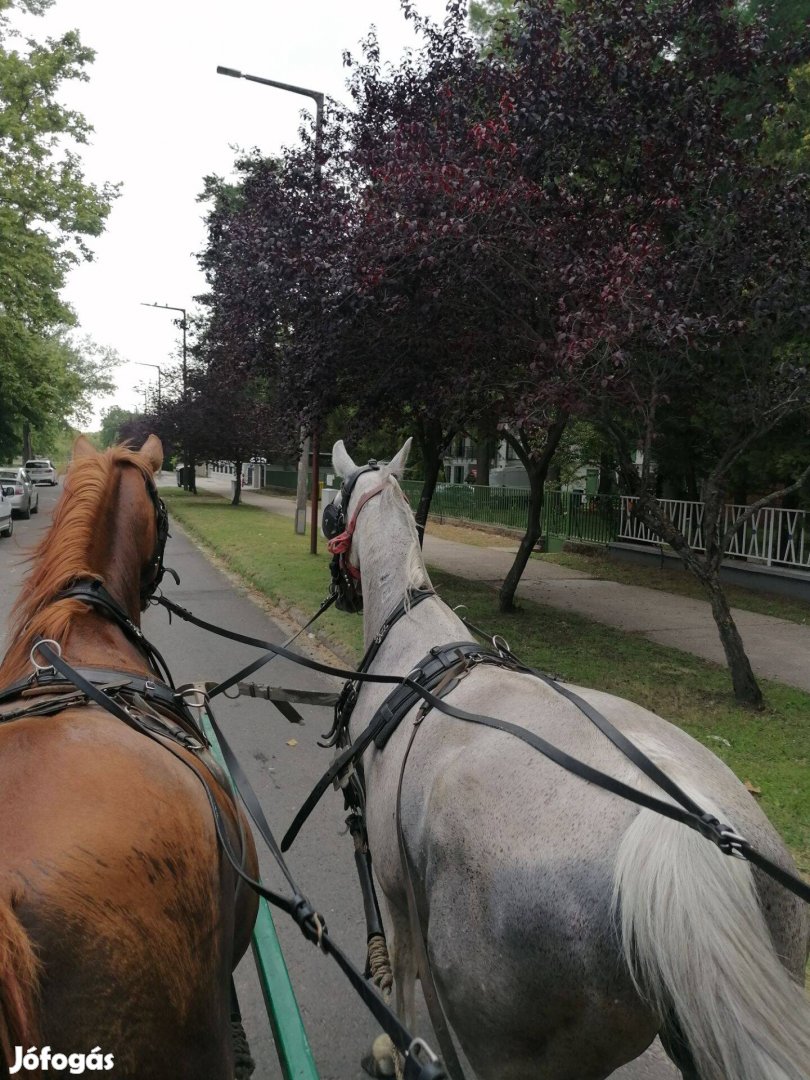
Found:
[0,436,258,1079]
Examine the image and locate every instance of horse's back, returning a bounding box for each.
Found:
[365,662,808,1078]
[0,707,238,1078]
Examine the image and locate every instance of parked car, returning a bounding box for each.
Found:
[0,467,38,518]
[24,458,58,485]
[0,485,13,537]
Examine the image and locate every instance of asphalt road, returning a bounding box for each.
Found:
[0,483,678,1080]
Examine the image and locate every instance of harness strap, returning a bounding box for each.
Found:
[153,593,810,906]
[28,639,449,1080]
[399,708,468,1080]
[54,580,176,688]
[396,663,472,1080]
[206,592,337,701]
[281,643,487,852]
[320,590,435,748]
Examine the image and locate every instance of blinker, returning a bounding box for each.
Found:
[323,459,381,613]
[322,499,344,541]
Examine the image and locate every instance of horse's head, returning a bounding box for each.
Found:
[0,435,170,683]
[70,434,170,611]
[325,437,426,615]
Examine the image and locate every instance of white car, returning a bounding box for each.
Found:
[0,484,13,537]
[24,458,58,485]
[0,468,38,519]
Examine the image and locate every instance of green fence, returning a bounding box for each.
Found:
[400,481,620,547]
[542,489,621,547]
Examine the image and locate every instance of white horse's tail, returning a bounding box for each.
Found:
[613,806,810,1080]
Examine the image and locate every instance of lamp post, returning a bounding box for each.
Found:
[134,362,162,409]
[217,64,324,554]
[140,301,193,491]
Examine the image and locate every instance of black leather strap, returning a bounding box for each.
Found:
[154,594,810,906]
[29,640,448,1080]
[54,579,175,687]
[374,643,491,750]
[396,676,470,1080]
[1,665,183,715]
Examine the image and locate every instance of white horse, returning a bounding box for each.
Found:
[329,437,809,1080]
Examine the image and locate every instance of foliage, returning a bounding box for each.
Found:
[0,0,118,455]
[195,0,809,700]
[0,330,117,459]
[98,405,139,449]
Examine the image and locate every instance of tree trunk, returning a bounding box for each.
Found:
[498,460,544,612]
[630,491,764,708]
[22,421,32,463]
[597,451,614,496]
[475,434,493,487]
[498,414,568,612]
[413,418,447,548]
[232,459,242,506]
[705,576,763,708]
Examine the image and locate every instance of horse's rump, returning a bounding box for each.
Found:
[0,705,244,1071]
[0,893,40,1067]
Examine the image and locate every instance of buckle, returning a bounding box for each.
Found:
[718,827,748,859]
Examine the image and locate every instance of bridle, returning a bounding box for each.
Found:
[140,474,176,609]
[322,461,389,613]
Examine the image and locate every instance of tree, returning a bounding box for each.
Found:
[98,405,139,449]
[0,0,118,455]
[473,0,810,704]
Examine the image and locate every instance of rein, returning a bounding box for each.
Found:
[20,636,447,1080]
[153,590,810,907]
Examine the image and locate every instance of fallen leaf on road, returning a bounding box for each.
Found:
[707,734,732,748]
[743,779,762,798]
[286,738,298,747]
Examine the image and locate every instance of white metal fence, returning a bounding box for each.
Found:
[619,497,810,570]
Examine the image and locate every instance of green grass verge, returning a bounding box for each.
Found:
[538,549,810,626]
[163,488,809,873]
[162,489,366,659]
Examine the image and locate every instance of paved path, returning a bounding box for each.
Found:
[196,476,810,693]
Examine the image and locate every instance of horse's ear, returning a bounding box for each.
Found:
[140,434,163,474]
[73,435,97,460]
[385,437,412,478]
[332,439,357,479]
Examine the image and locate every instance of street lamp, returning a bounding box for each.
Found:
[140,301,193,491]
[140,302,187,395]
[134,362,162,408]
[217,64,324,554]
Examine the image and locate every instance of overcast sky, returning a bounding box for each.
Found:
[20,0,450,426]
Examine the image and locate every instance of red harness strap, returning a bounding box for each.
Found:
[327,481,389,579]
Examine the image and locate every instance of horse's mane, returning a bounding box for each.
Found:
[0,444,152,680]
[380,474,432,603]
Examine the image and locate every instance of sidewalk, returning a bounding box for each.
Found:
[190,476,810,694]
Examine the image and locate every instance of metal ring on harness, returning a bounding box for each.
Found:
[491,634,511,658]
[178,686,209,710]
[30,638,62,672]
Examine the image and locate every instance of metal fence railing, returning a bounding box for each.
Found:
[374,481,810,571]
[400,480,530,530]
[619,497,810,570]
[543,490,622,546]
[399,481,621,544]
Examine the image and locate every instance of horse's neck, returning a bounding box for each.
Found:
[63,616,151,675]
[356,498,466,653]
[357,499,424,650]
